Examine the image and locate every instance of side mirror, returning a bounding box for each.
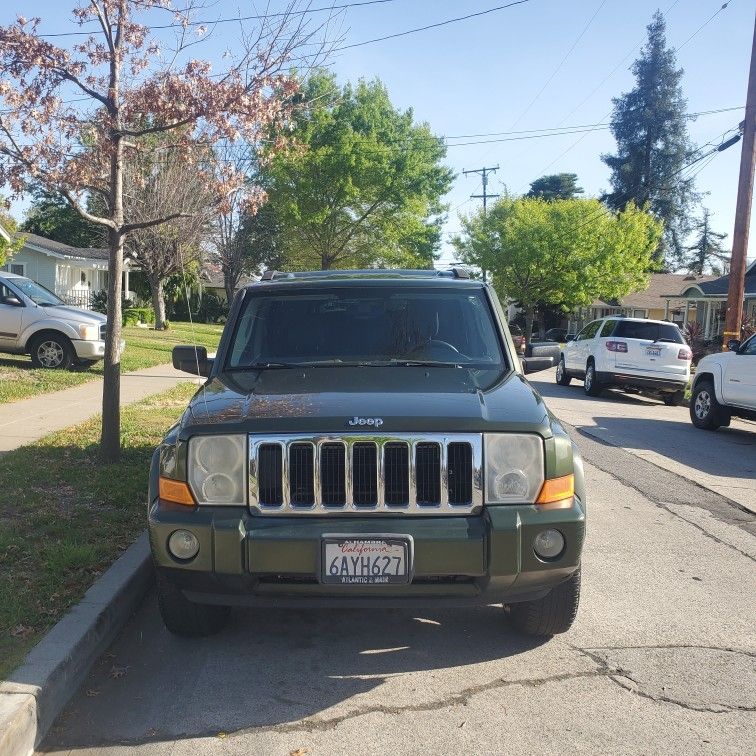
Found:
[1,295,23,307]
[727,339,741,352]
[173,345,213,377]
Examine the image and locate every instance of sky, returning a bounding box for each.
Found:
[2,0,754,267]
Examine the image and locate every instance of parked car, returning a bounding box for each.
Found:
[689,334,756,429]
[556,316,691,405]
[543,328,573,343]
[0,271,118,369]
[153,268,586,638]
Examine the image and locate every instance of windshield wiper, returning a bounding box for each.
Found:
[387,359,464,368]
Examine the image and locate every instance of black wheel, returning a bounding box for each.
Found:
[76,358,99,369]
[663,390,685,407]
[156,572,230,637]
[555,356,572,386]
[29,332,74,370]
[689,380,728,430]
[508,569,581,637]
[583,360,602,396]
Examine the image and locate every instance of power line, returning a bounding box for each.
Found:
[674,1,733,52]
[35,0,402,38]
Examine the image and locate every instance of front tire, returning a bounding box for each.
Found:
[690,380,728,430]
[29,333,74,370]
[508,569,581,636]
[555,356,572,386]
[156,573,230,637]
[583,361,602,396]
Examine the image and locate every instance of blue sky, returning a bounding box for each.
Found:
[2,0,754,266]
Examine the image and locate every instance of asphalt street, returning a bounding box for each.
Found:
[40,371,756,756]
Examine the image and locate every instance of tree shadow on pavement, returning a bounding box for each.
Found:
[42,593,548,751]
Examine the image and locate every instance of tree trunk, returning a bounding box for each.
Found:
[150,275,167,330]
[524,306,535,349]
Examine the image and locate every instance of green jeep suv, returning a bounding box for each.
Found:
[150,269,586,637]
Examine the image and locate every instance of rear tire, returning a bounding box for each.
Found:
[663,390,685,407]
[29,333,74,370]
[508,569,581,636]
[156,572,230,637]
[583,361,602,396]
[555,356,572,386]
[689,380,728,430]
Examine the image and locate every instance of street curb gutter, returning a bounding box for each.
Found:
[0,533,153,756]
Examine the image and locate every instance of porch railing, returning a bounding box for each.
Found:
[59,289,92,309]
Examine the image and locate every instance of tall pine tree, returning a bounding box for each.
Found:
[683,208,729,275]
[602,11,694,267]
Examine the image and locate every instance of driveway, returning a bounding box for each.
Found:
[39,399,756,755]
[528,369,756,513]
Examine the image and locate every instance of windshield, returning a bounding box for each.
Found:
[613,320,685,344]
[9,277,64,306]
[227,285,506,369]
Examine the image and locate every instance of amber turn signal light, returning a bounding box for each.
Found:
[536,474,574,507]
[159,477,195,506]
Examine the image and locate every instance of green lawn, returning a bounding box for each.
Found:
[0,321,223,404]
[0,382,198,678]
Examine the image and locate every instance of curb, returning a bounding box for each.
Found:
[0,533,153,756]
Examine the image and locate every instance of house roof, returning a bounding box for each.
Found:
[667,259,756,298]
[592,272,718,310]
[20,232,109,261]
[200,263,254,290]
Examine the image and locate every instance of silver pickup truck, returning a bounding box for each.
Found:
[0,271,116,369]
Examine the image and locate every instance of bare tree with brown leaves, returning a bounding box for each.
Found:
[0,0,328,460]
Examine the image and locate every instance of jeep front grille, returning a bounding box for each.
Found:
[249,434,483,515]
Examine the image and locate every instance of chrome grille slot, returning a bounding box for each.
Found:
[289,443,315,506]
[448,442,473,505]
[99,323,107,340]
[320,442,346,506]
[249,433,483,516]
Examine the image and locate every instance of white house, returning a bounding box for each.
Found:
[0,229,135,308]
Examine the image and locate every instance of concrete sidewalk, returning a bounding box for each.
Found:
[0,363,200,453]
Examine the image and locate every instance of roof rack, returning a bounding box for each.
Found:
[260,269,278,281]
[450,266,471,279]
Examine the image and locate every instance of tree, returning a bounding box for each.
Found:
[0,2,321,461]
[682,208,729,275]
[602,11,694,265]
[526,173,583,201]
[265,71,454,270]
[124,142,214,329]
[0,202,24,266]
[21,187,102,247]
[452,197,662,346]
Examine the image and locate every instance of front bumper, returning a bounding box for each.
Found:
[149,498,586,608]
[72,338,126,360]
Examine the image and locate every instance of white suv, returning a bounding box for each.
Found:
[556,316,691,405]
[689,334,756,429]
[0,271,114,369]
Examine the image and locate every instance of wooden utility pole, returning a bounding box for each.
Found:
[723,13,756,348]
[463,165,500,282]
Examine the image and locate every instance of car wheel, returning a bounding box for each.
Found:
[76,358,99,369]
[156,572,230,637]
[508,569,581,636]
[29,333,74,370]
[689,380,728,430]
[555,356,572,386]
[583,361,602,396]
[663,390,685,407]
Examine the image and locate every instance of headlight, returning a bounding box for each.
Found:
[484,433,544,504]
[188,434,246,505]
[78,324,99,340]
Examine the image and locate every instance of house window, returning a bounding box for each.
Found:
[10,263,25,276]
[631,309,648,319]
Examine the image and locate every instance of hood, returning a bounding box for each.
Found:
[38,305,106,325]
[180,367,552,437]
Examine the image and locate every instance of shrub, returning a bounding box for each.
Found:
[684,321,705,363]
[123,307,155,326]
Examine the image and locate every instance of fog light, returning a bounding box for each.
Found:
[168,530,199,561]
[533,529,565,560]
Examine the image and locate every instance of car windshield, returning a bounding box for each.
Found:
[613,320,685,344]
[227,285,506,370]
[10,277,63,306]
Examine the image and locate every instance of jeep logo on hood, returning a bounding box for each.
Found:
[348,416,384,428]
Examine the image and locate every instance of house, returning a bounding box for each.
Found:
[660,260,756,340]
[199,262,254,302]
[569,272,717,333]
[0,231,135,308]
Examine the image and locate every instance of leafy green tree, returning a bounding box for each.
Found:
[683,208,729,275]
[526,173,583,201]
[266,72,454,270]
[453,197,662,345]
[20,187,102,248]
[602,11,694,265]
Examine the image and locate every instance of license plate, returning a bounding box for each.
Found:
[320,535,413,585]
[646,347,662,357]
